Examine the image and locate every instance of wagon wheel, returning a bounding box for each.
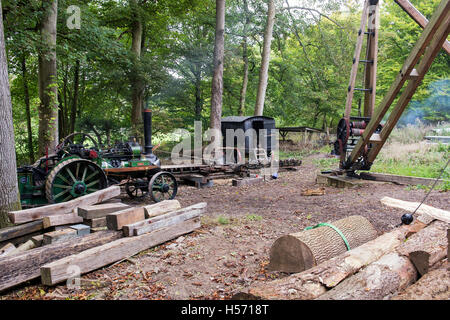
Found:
[148,172,177,202]
[125,179,149,199]
[45,158,108,203]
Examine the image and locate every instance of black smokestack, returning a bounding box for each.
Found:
[143,109,153,155]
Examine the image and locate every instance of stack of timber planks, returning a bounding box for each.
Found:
[0,185,205,292]
[233,197,449,300]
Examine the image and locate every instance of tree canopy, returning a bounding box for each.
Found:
[2,0,448,165]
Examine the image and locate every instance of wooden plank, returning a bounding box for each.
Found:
[83,217,106,228]
[123,203,206,237]
[143,200,181,218]
[8,186,121,224]
[106,207,145,231]
[42,213,83,229]
[0,243,16,257]
[40,217,201,286]
[77,202,130,219]
[0,230,44,249]
[0,230,122,292]
[43,228,78,245]
[380,196,450,223]
[0,220,44,243]
[395,0,450,54]
[134,208,204,236]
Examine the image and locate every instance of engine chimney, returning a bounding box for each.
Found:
[143,109,153,155]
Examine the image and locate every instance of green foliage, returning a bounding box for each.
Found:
[3,0,448,166]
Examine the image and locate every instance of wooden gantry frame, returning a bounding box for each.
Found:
[341,0,450,171]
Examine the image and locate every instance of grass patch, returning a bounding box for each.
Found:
[312,157,340,171]
[217,215,230,225]
[245,214,263,221]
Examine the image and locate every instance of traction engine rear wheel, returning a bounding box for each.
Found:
[45,158,108,203]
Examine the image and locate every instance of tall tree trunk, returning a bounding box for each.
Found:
[194,67,203,121]
[254,0,275,116]
[238,0,250,116]
[0,2,21,227]
[130,0,144,134]
[60,64,68,138]
[210,0,226,131]
[38,0,59,156]
[70,60,80,134]
[21,54,34,163]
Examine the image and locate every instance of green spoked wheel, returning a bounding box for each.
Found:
[148,172,178,202]
[45,158,108,203]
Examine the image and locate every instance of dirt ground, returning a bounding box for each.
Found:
[1,154,449,300]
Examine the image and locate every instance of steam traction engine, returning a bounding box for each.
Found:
[17,110,177,207]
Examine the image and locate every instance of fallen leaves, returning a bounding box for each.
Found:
[301,187,326,196]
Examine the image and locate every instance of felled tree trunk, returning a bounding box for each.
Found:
[268,215,378,273]
[317,220,447,300]
[232,221,427,300]
[397,220,448,276]
[316,252,417,300]
[391,261,449,300]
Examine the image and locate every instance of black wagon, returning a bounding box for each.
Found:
[221,116,276,162]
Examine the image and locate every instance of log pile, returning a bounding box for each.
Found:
[233,197,449,300]
[0,186,205,292]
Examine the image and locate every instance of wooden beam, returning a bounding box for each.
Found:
[42,213,83,229]
[380,196,450,223]
[0,230,122,292]
[395,0,450,54]
[8,240,35,256]
[8,186,121,224]
[106,207,145,231]
[43,228,78,245]
[367,14,450,163]
[0,243,16,257]
[31,235,44,247]
[0,220,44,243]
[77,202,130,219]
[83,217,107,228]
[348,0,450,166]
[40,217,201,286]
[360,172,447,186]
[143,200,181,218]
[123,203,206,237]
